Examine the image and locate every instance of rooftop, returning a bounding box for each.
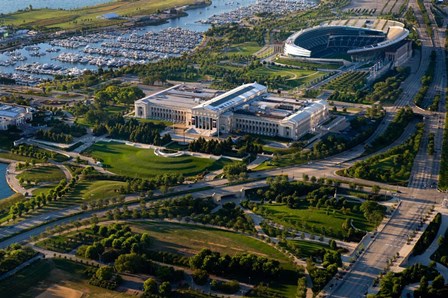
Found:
[193,82,267,113]
[0,104,28,119]
[135,84,217,109]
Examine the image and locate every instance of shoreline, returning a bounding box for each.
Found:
[0,0,212,52]
[0,162,18,199]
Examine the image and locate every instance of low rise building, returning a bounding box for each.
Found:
[0,104,33,130]
[135,83,329,140]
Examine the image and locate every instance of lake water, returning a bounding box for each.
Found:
[0,163,14,200]
[0,0,256,78]
[0,0,112,14]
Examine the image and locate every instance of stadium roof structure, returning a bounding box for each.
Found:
[284,19,409,58]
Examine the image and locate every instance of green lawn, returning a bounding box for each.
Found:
[32,184,58,197]
[276,57,342,70]
[68,180,127,201]
[17,165,65,184]
[225,42,262,56]
[288,240,332,258]
[132,221,299,297]
[132,221,293,266]
[84,142,229,178]
[248,66,325,88]
[0,258,129,298]
[256,203,374,240]
[2,0,198,30]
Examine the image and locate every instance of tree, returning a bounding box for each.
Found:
[115,253,144,273]
[192,269,209,285]
[371,185,381,194]
[143,278,158,294]
[158,281,172,297]
[418,276,428,296]
[95,266,114,281]
[431,274,445,289]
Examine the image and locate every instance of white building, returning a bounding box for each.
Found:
[135,83,329,140]
[0,104,33,130]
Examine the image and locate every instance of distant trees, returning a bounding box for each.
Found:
[413,213,442,256]
[94,85,145,106]
[143,278,158,295]
[189,137,233,155]
[360,201,385,226]
[223,162,248,181]
[190,249,280,280]
[376,264,438,298]
[93,118,168,145]
[367,106,415,152]
[307,251,341,293]
[0,244,37,274]
[344,122,424,184]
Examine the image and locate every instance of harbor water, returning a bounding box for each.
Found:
[0,163,14,200]
[0,0,257,81]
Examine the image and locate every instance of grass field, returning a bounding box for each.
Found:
[2,0,198,30]
[32,184,58,197]
[0,258,128,298]
[224,42,262,56]
[68,180,126,201]
[132,221,299,297]
[17,165,66,184]
[276,57,342,70]
[132,221,292,266]
[287,240,333,258]
[257,203,374,240]
[248,66,325,88]
[84,142,229,178]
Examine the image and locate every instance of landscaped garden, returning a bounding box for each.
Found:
[17,165,66,186]
[83,142,230,178]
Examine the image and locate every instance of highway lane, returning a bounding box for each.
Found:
[325,0,446,296]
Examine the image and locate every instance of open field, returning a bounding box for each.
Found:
[0,258,129,298]
[17,166,66,185]
[2,0,199,30]
[287,240,333,258]
[132,221,292,266]
[132,221,298,297]
[68,180,126,201]
[257,203,375,239]
[275,57,343,70]
[248,66,325,88]
[224,42,262,56]
[84,142,229,178]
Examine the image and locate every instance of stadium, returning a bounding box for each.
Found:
[284,19,411,65]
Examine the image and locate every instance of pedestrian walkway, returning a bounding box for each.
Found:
[405,211,448,281]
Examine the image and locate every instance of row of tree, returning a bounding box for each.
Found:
[344,123,424,184]
[190,248,280,280]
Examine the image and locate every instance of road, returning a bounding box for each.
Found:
[327,0,447,296]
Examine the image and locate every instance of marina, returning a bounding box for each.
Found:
[203,0,317,25]
[0,0,256,83]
